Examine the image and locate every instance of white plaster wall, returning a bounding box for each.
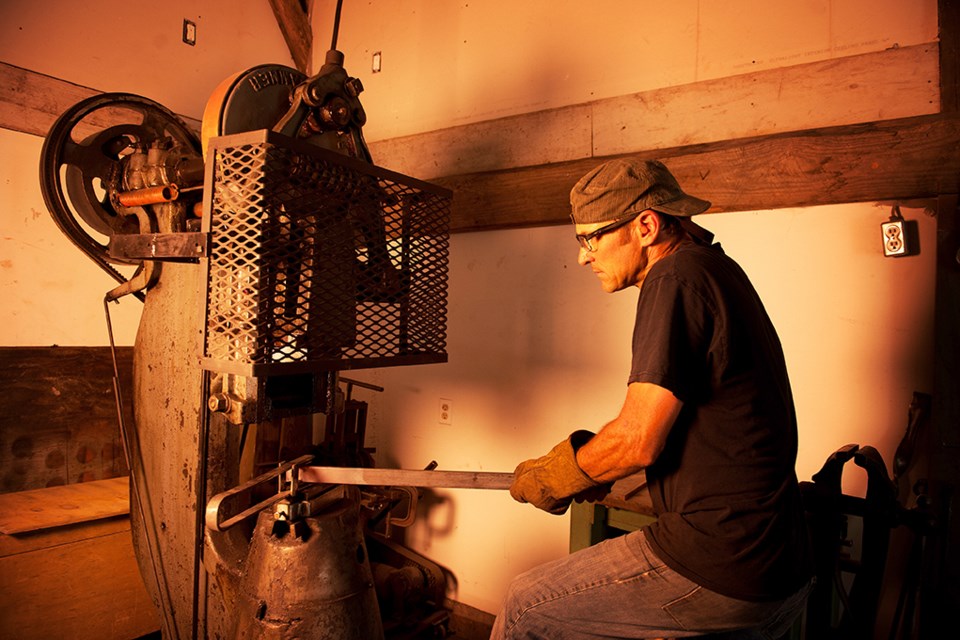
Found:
[350,204,937,614]
[314,0,938,141]
[0,0,294,345]
[309,0,940,615]
[0,0,293,120]
[0,129,144,345]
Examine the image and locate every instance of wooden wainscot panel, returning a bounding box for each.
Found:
[0,477,129,535]
[0,347,134,495]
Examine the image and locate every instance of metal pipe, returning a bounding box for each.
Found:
[330,0,344,50]
[117,183,180,207]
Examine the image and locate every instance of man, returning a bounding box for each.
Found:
[492,159,814,639]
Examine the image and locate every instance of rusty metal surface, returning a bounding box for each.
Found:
[108,231,208,260]
[130,261,239,639]
[117,184,181,207]
[40,80,456,638]
[233,497,384,639]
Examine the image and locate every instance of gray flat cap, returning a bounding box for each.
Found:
[570,158,711,224]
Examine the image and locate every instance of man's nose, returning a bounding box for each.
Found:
[577,246,592,266]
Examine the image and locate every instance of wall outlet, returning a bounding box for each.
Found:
[182,19,197,46]
[439,398,452,425]
[881,209,918,258]
[881,219,907,256]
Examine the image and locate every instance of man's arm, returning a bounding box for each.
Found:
[507,381,682,514]
[576,381,683,483]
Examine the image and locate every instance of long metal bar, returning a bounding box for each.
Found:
[298,466,514,490]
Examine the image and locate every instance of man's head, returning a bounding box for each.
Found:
[569,159,712,292]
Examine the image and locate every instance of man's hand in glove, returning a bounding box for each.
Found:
[509,430,612,515]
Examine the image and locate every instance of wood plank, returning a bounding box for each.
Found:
[941,0,960,112]
[1,45,950,235]
[370,105,594,183]
[268,0,313,74]
[923,194,960,636]
[601,473,654,514]
[7,44,935,182]
[367,44,939,180]
[0,525,158,639]
[0,515,131,558]
[434,112,960,232]
[0,62,101,138]
[0,476,129,534]
[446,598,495,639]
[0,61,201,139]
[592,43,939,157]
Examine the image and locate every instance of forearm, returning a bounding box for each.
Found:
[576,382,683,484]
[575,420,650,483]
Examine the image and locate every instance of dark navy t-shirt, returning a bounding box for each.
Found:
[631,242,813,601]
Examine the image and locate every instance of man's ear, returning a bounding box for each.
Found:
[633,210,660,246]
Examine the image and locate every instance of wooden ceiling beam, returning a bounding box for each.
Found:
[0,62,201,138]
[4,59,957,234]
[434,112,960,232]
[267,0,313,74]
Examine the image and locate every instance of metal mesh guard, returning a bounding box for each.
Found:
[201,131,450,376]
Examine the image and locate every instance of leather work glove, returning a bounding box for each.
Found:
[510,430,611,515]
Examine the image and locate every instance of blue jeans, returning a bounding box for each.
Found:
[491,529,812,639]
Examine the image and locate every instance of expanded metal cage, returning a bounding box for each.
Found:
[200,130,450,376]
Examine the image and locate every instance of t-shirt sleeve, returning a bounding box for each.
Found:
[628,272,714,403]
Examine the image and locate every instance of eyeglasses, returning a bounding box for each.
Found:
[573,213,640,252]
